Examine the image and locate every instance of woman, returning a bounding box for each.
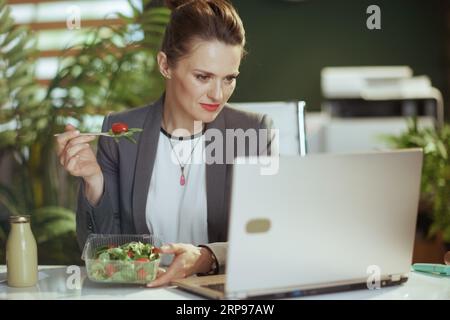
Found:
[56,0,274,287]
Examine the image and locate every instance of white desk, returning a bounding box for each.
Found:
[0,265,449,300]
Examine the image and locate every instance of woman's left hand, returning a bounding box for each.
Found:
[146,243,215,288]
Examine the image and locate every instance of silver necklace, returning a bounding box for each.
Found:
[163,119,203,186]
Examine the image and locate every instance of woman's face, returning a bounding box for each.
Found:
[160,39,242,124]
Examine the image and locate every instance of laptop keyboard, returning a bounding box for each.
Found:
[201,283,225,292]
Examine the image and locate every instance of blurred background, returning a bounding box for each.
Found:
[0,0,449,265]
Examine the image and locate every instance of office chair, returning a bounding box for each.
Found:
[230,101,307,156]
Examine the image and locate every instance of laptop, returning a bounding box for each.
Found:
[172,149,423,299]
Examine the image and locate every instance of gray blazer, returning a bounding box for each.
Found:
[76,95,274,269]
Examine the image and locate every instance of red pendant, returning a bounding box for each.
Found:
[180,174,185,186]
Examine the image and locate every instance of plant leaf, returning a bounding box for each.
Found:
[0,184,21,215]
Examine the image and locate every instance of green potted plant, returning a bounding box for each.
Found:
[0,0,170,264]
[0,0,79,264]
[382,118,450,249]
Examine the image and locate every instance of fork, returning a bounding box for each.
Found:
[53,132,114,137]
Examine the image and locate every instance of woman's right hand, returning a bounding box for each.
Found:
[56,124,104,205]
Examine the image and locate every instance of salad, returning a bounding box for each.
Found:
[109,122,143,144]
[87,241,160,283]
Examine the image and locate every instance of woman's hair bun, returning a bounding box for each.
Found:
[161,0,245,64]
[165,0,193,11]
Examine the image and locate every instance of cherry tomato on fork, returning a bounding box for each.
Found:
[111,122,129,134]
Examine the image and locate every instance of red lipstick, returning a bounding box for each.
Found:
[200,103,220,112]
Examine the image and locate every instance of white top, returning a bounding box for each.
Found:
[145,128,208,250]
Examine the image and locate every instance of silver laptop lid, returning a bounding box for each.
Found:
[226,149,423,297]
